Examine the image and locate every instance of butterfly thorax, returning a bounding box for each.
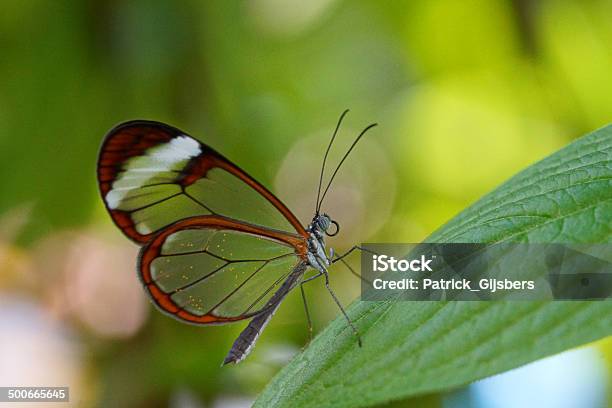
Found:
[305,213,337,273]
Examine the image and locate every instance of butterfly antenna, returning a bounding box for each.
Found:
[317,122,378,212]
[315,109,350,214]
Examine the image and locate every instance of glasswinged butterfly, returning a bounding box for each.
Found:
[97,110,377,364]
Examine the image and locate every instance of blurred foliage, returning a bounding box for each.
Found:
[1,1,611,407]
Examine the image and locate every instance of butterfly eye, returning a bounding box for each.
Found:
[325,220,340,237]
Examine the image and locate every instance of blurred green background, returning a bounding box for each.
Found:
[0,1,610,407]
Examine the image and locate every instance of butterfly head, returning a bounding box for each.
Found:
[312,213,340,237]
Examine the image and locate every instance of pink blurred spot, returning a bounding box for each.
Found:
[0,295,83,407]
[60,233,149,338]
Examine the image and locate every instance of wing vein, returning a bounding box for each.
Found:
[204,253,295,316]
[168,262,229,295]
[241,268,293,315]
[183,190,216,214]
[160,249,293,263]
[126,192,183,212]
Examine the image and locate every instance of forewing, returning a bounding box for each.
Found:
[98,120,307,243]
[138,216,308,324]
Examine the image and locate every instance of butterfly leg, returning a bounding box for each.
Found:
[332,245,377,263]
[331,246,377,284]
[299,271,325,343]
[335,255,372,285]
[305,247,361,345]
[300,282,314,343]
[322,269,363,347]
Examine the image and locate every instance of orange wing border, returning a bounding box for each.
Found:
[138,215,308,325]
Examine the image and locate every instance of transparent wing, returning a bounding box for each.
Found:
[98,120,307,243]
[138,215,308,324]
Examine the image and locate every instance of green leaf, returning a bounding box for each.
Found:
[255,125,612,407]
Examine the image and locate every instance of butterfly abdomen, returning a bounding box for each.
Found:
[223,261,308,365]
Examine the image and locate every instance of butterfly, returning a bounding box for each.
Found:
[97,110,377,364]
